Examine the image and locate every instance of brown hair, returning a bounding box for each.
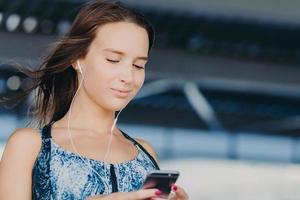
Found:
[0,0,155,128]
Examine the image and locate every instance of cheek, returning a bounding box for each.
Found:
[86,58,116,81]
[83,63,115,96]
[134,71,145,89]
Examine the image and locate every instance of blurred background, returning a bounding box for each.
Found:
[1,0,300,199]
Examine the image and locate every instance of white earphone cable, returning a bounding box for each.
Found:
[67,61,123,179]
[103,109,122,163]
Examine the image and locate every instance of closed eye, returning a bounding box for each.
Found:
[106,58,119,63]
[107,58,144,69]
[133,64,144,69]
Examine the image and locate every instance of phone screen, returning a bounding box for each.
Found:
[142,170,180,197]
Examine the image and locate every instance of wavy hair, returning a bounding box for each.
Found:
[0,0,155,128]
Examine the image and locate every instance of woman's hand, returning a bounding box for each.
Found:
[87,188,162,200]
[168,185,189,200]
[151,185,189,200]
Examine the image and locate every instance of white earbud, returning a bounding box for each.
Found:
[76,60,83,74]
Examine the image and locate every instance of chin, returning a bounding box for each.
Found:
[100,95,134,112]
[107,101,130,112]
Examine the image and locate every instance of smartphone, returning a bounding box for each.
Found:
[142,170,180,197]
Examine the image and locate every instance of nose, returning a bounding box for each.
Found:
[120,63,134,84]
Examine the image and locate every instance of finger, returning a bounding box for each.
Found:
[142,181,157,189]
[123,188,162,200]
[171,185,189,199]
[168,191,177,200]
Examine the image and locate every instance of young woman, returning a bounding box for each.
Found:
[0,1,188,200]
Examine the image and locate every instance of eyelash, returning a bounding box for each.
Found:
[106,59,144,69]
[106,59,118,63]
[134,65,144,69]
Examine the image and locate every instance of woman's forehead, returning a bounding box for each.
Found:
[93,22,149,55]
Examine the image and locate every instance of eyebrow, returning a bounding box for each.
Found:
[103,48,148,61]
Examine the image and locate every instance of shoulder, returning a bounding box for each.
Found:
[1,127,42,163]
[0,128,42,199]
[6,127,41,150]
[135,138,159,164]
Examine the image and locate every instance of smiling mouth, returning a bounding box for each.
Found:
[111,88,132,98]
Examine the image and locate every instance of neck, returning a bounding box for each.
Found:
[56,89,120,136]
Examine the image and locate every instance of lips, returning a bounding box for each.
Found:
[111,88,131,93]
[111,88,132,98]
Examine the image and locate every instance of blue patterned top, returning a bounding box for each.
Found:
[32,123,159,200]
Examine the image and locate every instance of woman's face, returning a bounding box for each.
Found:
[77,21,149,111]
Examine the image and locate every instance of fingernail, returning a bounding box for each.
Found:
[155,190,162,196]
[172,185,178,191]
